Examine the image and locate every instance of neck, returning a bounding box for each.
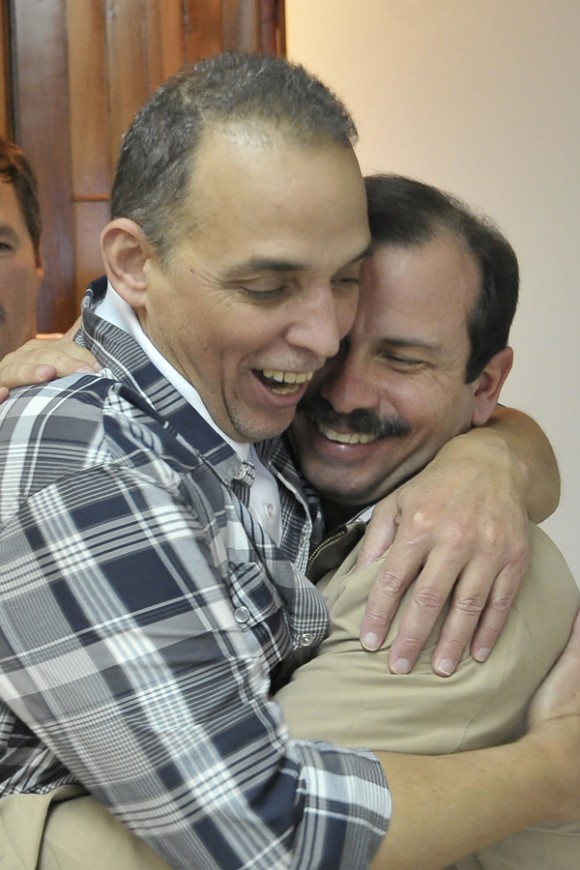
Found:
[321,497,364,532]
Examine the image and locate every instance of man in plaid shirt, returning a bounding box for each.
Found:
[0,51,392,870]
[0,53,579,870]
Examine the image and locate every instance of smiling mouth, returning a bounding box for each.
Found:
[318,422,378,445]
[256,369,314,396]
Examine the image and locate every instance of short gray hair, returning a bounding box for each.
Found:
[111,51,358,261]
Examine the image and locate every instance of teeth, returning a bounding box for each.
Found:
[262,370,314,385]
[260,369,314,394]
[319,423,377,445]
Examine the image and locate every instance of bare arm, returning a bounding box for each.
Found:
[486,405,559,522]
[371,611,580,869]
[359,407,560,675]
[373,737,569,869]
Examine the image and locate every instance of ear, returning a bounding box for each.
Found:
[99,218,153,309]
[471,347,514,426]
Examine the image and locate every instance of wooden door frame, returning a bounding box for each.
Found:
[1,0,286,333]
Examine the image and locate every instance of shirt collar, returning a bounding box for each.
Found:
[94,279,251,463]
[79,278,247,486]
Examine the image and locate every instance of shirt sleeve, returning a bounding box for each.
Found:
[0,457,390,869]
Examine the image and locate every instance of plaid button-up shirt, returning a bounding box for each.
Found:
[0,280,390,868]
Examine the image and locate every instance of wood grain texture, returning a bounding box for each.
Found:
[3,0,286,333]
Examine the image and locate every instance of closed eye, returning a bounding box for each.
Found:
[334,276,360,289]
[239,284,288,302]
[383,353,425,370]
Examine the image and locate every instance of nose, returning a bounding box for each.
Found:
[286,283,357,362]
[320,346,380,414]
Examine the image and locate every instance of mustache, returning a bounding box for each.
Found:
[298,393,412,440]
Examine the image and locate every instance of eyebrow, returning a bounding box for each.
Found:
[223,242,374,280]
[378,336,441,354]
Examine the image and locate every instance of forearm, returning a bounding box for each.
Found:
[479,405,560,522]
[371,737,560,870]
[371,609,580,869]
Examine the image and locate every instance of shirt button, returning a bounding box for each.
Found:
[234,606,250,625]
[299,633,313,647]
[266,503,276,517]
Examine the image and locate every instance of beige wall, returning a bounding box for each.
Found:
[286,0,580,581]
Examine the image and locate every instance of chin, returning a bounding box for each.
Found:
[242,421,293,443]
[312,476,369,504]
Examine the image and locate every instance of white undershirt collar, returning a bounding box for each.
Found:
[95,283,283,543]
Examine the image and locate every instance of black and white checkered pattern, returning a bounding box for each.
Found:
[0,279,389,868]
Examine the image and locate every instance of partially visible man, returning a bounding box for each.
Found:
[0,137,44,358]
[277,174,580,867]
[0,138,96,382]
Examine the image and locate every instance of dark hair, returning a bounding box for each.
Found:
[0,138,42,258]
[364,174,519,382]
[112,51,358,262]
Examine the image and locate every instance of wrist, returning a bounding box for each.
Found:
[515,728,577,823]
[453,427,531,490]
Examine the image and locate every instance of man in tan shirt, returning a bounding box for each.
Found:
[277,174,580,867]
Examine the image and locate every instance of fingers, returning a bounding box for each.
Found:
[429,561,522,676]
[359,552,422,653]
[12,363,59,386]
[358,504,480,670]
[359,538,528,677]
[0,339,100,390]
[394,550,527,676]
[356,500,403,650]
[353,496,398,570]
[0,363,59,402]
[469,564,526,663]
[384,551,465,675]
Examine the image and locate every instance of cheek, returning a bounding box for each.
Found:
[0,267,38,347]
[226,308,291,356]
[0,262,35,300]
[426,392,472,444]
[377,380,422,421]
